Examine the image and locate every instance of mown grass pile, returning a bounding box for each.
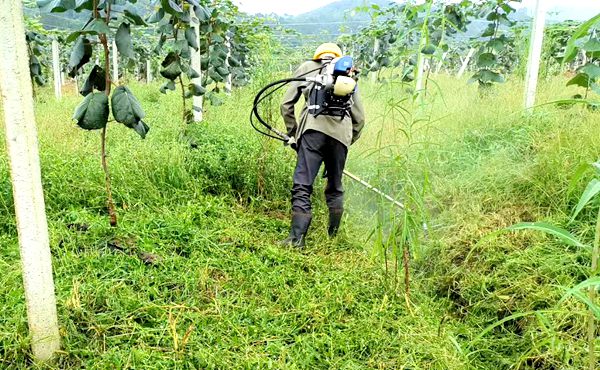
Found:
[0,72,598,369]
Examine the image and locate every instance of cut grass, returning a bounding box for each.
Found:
[0,73,598,369]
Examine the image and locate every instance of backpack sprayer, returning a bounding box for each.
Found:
[249,56,407,213]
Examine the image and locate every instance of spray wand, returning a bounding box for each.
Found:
[250,78,406,212]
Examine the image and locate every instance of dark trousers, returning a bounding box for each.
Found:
[292,130,348,214]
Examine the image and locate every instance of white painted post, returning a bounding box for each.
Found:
[371,39,380,83]
[225,34,232,95]
[51,39,61,100]
[190,8,203,122]
[112,39,118,85]
[415,55,426,93]
[60,72,65,86]
[457,48,475,78]
[435,51,448,75]
[146,59,152,83]
[524,0,546,111]
[0,1,60,361]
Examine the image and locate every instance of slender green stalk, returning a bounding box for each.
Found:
[588,206,600,370]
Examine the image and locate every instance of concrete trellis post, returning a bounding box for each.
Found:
[225,34,232,95]
[146,59,152,83]
[51,39,61,100]
[0,0,60,361]
[112,39,118,85]
[457,48,475,78]
[523,0,546,111]
[371,39,381,83]
[190,9,203,122]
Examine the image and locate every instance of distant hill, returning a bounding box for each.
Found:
[265,0,393,46]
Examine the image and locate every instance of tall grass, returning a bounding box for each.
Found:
[0,70,598,368]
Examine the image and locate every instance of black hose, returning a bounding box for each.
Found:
[250,64,329,141]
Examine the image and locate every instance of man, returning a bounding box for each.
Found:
[280,43,366,247]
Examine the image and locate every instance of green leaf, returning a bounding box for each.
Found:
[86,19,110,34]
[570,179,600,222]
[208,92,223,106]
[580,63,600,80]
[194,5,211,22]
[216,66,229,77]
[68,37,92,77]
[228,56,240,67]
[185,27,198,51]
[506,222,587,249]
[174,40,191,59]
[159,80,176,94]
[115,22,135,59]
[568,162,594,196]
[421,44,436,55]
[563,13,600,63]
[583,37,600,52]
[208,67,224,83]
[567,73,593,88]
[111,86,149,138]
[559,277,600,319]
[72,92,109,130]
[124,9,147,26]
[37,0,75,12]
[147,8,165,23]
[188,83,206,96]
[468,70,504,84]
[161,0,183,15]
[65,31,84,44]
[160,52,182,80]
[187,67,200,79]
[487,36,508,53]
[481,24,496,37]
[79,65,106,96]
[211,34,225,44]
[477,52,496,68]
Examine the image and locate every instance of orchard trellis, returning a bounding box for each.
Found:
[5,0,600,361]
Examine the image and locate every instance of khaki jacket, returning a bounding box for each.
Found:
[280,60,366,147]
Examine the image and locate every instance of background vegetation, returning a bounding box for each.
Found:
[1,0,600,369]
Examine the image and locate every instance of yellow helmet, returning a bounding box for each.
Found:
[313,43,342,60]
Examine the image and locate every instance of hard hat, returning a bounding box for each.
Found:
[313,43,342,60]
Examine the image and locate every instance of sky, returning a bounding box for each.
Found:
[233,0,600,19]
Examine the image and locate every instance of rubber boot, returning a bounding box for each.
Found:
[328,208,344,237]
[280,212,312,248]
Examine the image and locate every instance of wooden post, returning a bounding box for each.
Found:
[0,0,60,361]
[190,8,203,122]
[524,0,546,111]
[51,39,61,100]
[112,39,118,85]
[457,48,475,78]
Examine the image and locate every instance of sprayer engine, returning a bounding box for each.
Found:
[307,56,358,119]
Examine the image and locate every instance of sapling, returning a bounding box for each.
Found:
[38,0,151,226]
[561,13,600,109]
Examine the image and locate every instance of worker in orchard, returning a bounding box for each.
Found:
[280,42,366,247]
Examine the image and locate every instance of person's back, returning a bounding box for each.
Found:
[279,43,366,248]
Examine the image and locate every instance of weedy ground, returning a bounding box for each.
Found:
[0,73,598,369]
